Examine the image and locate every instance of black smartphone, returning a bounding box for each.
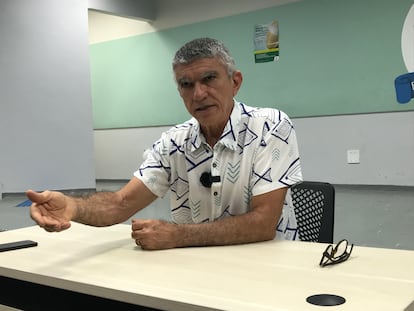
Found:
[0,240,38,252]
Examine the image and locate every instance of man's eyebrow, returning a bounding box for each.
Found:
[200,70,218,78]
[177,70,219,84]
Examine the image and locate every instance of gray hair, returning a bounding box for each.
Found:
[172,38,236,77]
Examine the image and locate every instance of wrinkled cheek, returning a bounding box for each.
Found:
[183,101,196,116]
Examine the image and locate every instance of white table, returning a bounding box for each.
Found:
[1,223,413,310]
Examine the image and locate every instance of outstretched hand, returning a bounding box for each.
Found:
[26,189,74,232]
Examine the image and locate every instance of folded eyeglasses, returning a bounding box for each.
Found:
[319,239,354,267]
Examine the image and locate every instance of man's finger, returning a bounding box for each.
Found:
[30,205,46,226]
[131,219,149,230]
[26,189,50,204]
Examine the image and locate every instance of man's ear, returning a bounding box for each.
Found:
[232,70,243,96]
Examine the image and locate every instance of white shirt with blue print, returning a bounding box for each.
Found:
[134,100,303,240]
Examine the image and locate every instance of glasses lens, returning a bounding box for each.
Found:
[334,239,348,256]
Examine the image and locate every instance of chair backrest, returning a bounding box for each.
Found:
[291,181,335,243]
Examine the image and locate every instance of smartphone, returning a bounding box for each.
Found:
[0,240,38,252]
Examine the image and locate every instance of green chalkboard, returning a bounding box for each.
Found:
[89,0,414,129]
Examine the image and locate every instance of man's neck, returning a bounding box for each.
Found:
[201,123,225,147]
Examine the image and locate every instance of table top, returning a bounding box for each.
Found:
[1,223,413,311]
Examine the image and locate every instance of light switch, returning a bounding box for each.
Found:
[347,149,360,164]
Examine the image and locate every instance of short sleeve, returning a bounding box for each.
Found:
[251,114,303,196]
[134,132,171,198]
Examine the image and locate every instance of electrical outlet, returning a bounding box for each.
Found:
[347,149,360,164]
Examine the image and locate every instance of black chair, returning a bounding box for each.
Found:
[291,181,335,243]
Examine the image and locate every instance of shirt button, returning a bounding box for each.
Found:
[214,191,218,196]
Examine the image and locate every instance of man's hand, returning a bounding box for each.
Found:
[131,219,181,250]
[26,189,75,232]
[131,187,288,250]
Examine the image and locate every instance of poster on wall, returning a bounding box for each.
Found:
[254,20,279,63]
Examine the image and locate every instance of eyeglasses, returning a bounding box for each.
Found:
[319,239,353,267]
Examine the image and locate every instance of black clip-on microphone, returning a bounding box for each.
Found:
[200,172,221,188]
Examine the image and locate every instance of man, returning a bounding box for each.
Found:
[27,38,303,250]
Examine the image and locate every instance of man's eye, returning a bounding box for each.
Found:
[203,74,216,83]
[180,81,193,89]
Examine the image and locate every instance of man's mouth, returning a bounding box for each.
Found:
[196,105,214,112]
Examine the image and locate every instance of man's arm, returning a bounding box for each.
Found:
[28,177,157,231]
[73,178,157,226]
[131,187,287,250]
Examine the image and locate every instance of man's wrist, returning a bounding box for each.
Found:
[69,196,82,222]
[173,223,189,248]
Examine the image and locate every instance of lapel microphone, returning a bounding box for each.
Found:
[200,172,221,188]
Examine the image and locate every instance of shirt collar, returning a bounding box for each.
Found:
[189,99,242,152]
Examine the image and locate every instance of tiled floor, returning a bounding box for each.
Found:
[1,181,413,250]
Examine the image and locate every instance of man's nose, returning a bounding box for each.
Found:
[193,82,207,100]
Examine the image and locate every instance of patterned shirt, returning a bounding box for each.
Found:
[134,101,303,240]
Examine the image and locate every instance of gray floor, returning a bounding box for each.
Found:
[1,181,413,250]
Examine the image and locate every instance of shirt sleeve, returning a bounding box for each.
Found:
[134,132,171,198]
[251,113,303,196]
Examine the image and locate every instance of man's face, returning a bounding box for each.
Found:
[174,57,242,129]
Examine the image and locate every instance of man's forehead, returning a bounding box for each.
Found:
[174,58,225,79]
[176,70,219,82]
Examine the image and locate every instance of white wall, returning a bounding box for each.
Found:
[94,111,414,186]
[294,111,414,186]
[0,0,96,198]
[94,126,169,179]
